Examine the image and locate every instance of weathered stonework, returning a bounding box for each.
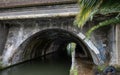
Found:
[0,24,9,55]
[115,24,120,66]
[0,16,114,69]
[0,1,119,74]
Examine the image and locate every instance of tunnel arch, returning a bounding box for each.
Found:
[4,28,102,66]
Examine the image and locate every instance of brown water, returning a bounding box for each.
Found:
[0,52,71,75]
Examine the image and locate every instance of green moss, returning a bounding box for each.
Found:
[97,65,106,71]
[70,66,78,75]
[67,42,76,55]
[0,61,3,70]
[114,65,120,72]
[73,68,78,75]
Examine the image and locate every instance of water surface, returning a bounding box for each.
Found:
[0,52,71,75]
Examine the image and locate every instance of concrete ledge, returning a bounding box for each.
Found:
[0,0,77,8]
[0,4,78,20]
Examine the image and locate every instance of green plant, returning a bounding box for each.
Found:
[86,17,120,38]
[67,42,76,55]
[74,0,120,38]
[70,66,78,75]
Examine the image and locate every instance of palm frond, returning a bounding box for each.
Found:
[99,0,120,14]
[75,0,120,28]
[74,0,103,28]
[86,16,120,38]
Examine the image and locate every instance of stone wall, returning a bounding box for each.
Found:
[0,17,102,68]
[0,16,117,68]
[0,23,8,56]
[115,24,120,66]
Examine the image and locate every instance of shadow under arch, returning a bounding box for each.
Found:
[9,28,102,66]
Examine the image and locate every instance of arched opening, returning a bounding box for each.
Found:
[11,28,93,63]
[2,28,94,75]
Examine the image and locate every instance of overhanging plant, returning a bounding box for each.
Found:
[74,0,120,38]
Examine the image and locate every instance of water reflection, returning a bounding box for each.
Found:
[0,51,71,75]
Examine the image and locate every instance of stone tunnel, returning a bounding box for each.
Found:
[0,16,115,69]
[1,17,96,67]
[0,0,119,73]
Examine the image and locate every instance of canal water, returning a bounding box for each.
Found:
[0,51,71,75]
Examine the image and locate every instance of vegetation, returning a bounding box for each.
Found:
[67,42,76,56]
[70,66,78,75]
[74,0,120,38]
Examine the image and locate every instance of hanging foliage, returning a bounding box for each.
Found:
[74,0,120,37]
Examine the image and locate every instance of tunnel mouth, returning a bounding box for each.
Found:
[9,28,93,68]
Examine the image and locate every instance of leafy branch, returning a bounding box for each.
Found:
[75,0,120,37]
[86,16,120,38]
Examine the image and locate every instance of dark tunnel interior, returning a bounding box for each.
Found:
[0,28,95,75]
[11,28,93,65]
